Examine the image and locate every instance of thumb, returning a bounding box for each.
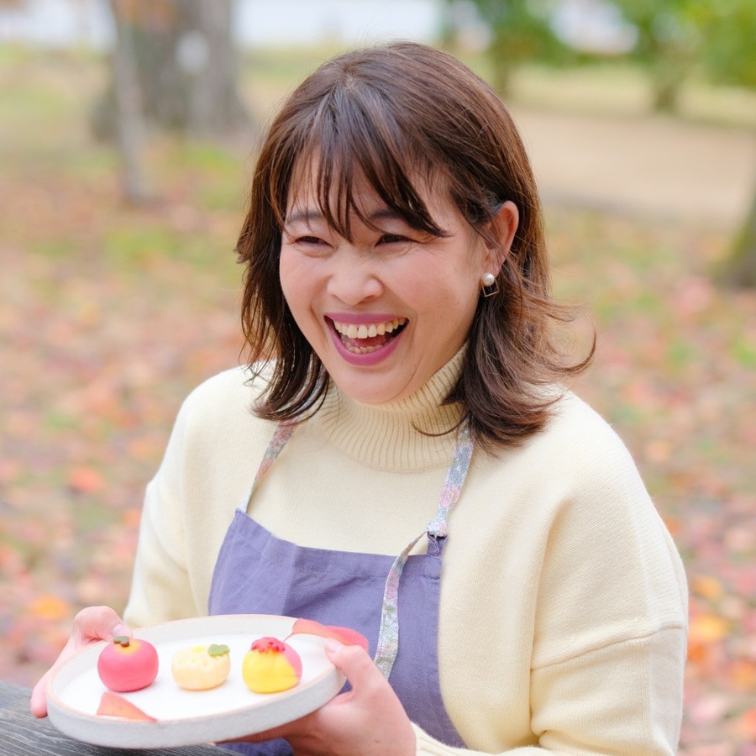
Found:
[324,639,382,694]
[73,605,130,644]
[30,607,130,718]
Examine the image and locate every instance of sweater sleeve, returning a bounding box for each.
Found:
[123,395,200,628]
[413,625,686,756]
[415,400,688,755]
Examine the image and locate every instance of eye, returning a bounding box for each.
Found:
[377,234,410,246]
[285,233,333,257]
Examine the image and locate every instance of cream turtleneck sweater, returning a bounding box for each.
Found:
[124,353,687,755]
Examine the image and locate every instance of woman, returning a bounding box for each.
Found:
[32,43,688,755]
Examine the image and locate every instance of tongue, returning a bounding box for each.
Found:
[341,333,392,350]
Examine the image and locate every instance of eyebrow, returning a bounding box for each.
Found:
[284,207,404,226]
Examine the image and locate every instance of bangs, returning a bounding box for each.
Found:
[271,82,449,241]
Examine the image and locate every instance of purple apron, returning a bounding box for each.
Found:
[208,421,474,755]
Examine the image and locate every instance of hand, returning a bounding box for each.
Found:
[30,605,131,718]
[235,639,416,756]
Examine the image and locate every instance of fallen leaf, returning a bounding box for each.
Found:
[68,466,105,494]
[692,575,725,602]
[689,614,730,645]
[735,708,756,740]
[30,595,70,621]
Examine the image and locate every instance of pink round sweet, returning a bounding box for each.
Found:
[97,636,159,693]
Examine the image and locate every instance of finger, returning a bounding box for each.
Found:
[324,640,383,695]
[29,607,129,719]
[73,606,130,644]
[30,669,53,718]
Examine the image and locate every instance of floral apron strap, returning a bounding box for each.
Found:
[243,422,296,510]
[246,419,475,681]
[373,422,474,679]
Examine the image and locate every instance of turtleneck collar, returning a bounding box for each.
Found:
[313,348,466,472]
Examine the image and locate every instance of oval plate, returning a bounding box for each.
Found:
[47,614,345,749]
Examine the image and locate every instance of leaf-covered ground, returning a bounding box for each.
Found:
[0,48,754,754]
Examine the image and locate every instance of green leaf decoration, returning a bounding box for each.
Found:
[208,644,230,657]
[113,636,131,646]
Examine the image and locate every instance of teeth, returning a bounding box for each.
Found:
[333,317,406,341]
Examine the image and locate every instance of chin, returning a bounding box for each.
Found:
[331,372,409,405]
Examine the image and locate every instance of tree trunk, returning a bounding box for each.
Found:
[722,181,756,288]
[489,43,515,98]
[110,0,150,203]
[651,64,684,114]
[93,0,250,140]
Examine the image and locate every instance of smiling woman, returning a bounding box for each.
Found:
[277,173,518,404]
[32,43,688,756]
[238,44,577,443]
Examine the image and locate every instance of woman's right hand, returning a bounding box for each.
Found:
[30,605,131,718]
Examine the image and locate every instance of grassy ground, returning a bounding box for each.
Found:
[0,45,755,754]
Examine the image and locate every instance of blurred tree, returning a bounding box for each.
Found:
[110,0,149,203]
[689,0,756,287]
[611,0,697,113]
[460,0,570,93]
[725,191,756,288]
[690,0,756,90]
[93,0,250,140]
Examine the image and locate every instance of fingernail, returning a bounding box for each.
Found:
[324,638,342,653]
[110,623,130,638]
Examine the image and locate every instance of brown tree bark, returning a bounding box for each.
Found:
[722,179,756,288]
[93,0,250,140]
[110,0,150,203]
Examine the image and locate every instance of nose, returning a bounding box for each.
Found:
[326,246,384,305]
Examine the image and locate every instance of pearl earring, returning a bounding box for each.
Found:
[481,272,499,297]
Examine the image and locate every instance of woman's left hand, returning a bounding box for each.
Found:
[233,639,416,756]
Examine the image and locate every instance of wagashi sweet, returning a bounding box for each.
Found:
[242,637,302,693]
[97,636,159,693]
[96,691,156,721]
[171,644,231,690]
[289,618,369,651]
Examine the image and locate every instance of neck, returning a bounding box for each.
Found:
[313,349,466,471]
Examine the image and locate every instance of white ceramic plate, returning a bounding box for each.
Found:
[47,614,345,749]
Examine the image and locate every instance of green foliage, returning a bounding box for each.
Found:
[611,0,693,58]
[463,0,572,90]
[607,0,697,111]
[689,0,756,88]
[612,0,756,94]
[459,0,756,100]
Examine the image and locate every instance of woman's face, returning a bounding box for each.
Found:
[279,174,501,405]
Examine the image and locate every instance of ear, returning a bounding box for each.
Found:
[484,200,519,273]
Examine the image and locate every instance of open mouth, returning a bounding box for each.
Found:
[328,317,408,355]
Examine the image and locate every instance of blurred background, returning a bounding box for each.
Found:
[0,0,754,753]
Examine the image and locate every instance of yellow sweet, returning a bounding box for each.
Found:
[171,644,231,691]
[242,637,302,694]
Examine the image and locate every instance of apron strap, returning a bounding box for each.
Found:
[243,422,296,512]
[373,422,475,679]
[425,421,474,539]
[245,418,475,680]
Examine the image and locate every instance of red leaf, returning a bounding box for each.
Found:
[68,466,105,494]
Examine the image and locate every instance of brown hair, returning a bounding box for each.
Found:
[235,42,592,451]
